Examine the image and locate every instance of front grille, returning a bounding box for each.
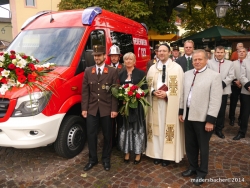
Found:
[0,99,10,118]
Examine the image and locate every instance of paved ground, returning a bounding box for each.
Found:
[0,106,250,188]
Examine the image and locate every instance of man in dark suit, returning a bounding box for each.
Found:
[176,40,194,72]
[107,44,124,147]
[179,49,222,186]
[146,44,160,72]
[81,45,118,171]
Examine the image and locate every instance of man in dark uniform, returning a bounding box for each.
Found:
[81,45,118,171]
[172,45,180,61]
[107,44,124,147]
[146,44,160,72]
[176,40,194,72]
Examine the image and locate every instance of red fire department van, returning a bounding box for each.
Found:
[0,7,150,158]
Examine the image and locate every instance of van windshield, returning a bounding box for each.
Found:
[7,28,85,67]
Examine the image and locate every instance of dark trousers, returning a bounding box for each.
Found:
[185,108,213,177]
[229,86,242,121]
[215,94,228,131]
[239,94,250,135]
[86,110,112,163]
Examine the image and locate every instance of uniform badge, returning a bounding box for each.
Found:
[103,67,108,74]
[92,67,96,74]
[106,85,110,91]
[118,64,122,69]
[102,84,105,89]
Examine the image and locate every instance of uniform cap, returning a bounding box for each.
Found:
[155,44,160,51]
[204,47,211,52]
[92,45,105,55]
[172,46,179,51]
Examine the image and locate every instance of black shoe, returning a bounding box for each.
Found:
[238,119,241,126]
[215,131,225,139]
[124,158,129,163]
[153,159,162,165]
[103,162,110,171]
[233,133,245,140]
[229,119,234,126]
[83,162,98,171]
[181,169,196,177]
[162,160,170,167]
[134,155,141,165]
[193,176,205,186]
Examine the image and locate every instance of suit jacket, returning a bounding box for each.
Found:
[176,55,194,72]
[179,67,222,124]
[207,59,234,95]
[240,59,250,95]
[81,65,119,117]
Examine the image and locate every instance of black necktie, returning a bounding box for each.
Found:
[187,57,191,71]
[97,68,101,79]
[162,65,166,83]
[113,63,116,67]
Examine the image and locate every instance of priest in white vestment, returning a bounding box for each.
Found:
[146,44,185,166]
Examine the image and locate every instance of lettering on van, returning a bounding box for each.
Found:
[133,38,147,46]
[138,47,147,57]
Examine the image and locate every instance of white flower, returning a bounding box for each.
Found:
[16,81,25,88]
[1,69,10,77]
[0,62,3,67]
[12,59,17,65]
[7,79,16,87]
[137,88,143,94]
[16,54,22,60]
[30,56,36,61]
[0,84,9,95]
[0,55,5,63]
[16,58,27,68]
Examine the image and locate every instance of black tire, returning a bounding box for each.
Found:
[54,115,86,158]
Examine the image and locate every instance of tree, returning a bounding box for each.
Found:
[58,0,190,34]
[178,0,250,37]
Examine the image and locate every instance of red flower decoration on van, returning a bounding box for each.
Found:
[0,50,56,95]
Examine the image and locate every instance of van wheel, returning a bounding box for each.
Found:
[54,115,86,158]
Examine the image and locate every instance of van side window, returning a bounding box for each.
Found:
[75,30,106,75]
[110,31,134,63]
[85,30,105,50]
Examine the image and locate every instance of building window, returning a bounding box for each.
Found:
[26,0,35,6]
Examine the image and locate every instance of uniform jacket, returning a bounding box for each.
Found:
[207,59,234,95]
[116,63,125,74]
[81,65,119,117]
[240,59,250,95]
[176,55,194,72]
[179,67,222,124]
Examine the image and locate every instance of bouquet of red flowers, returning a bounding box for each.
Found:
[0,50,55,95]
[111,77,150,117]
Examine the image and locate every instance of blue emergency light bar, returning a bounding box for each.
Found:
[82,7,102,25]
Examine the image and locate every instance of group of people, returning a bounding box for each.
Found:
[81,40,250,186]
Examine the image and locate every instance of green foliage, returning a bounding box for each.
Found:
[179,0,250,37]
[58,0,185,34]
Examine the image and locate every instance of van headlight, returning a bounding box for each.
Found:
[12,91,52,117]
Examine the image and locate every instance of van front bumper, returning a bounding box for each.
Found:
[0,113,65,148]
